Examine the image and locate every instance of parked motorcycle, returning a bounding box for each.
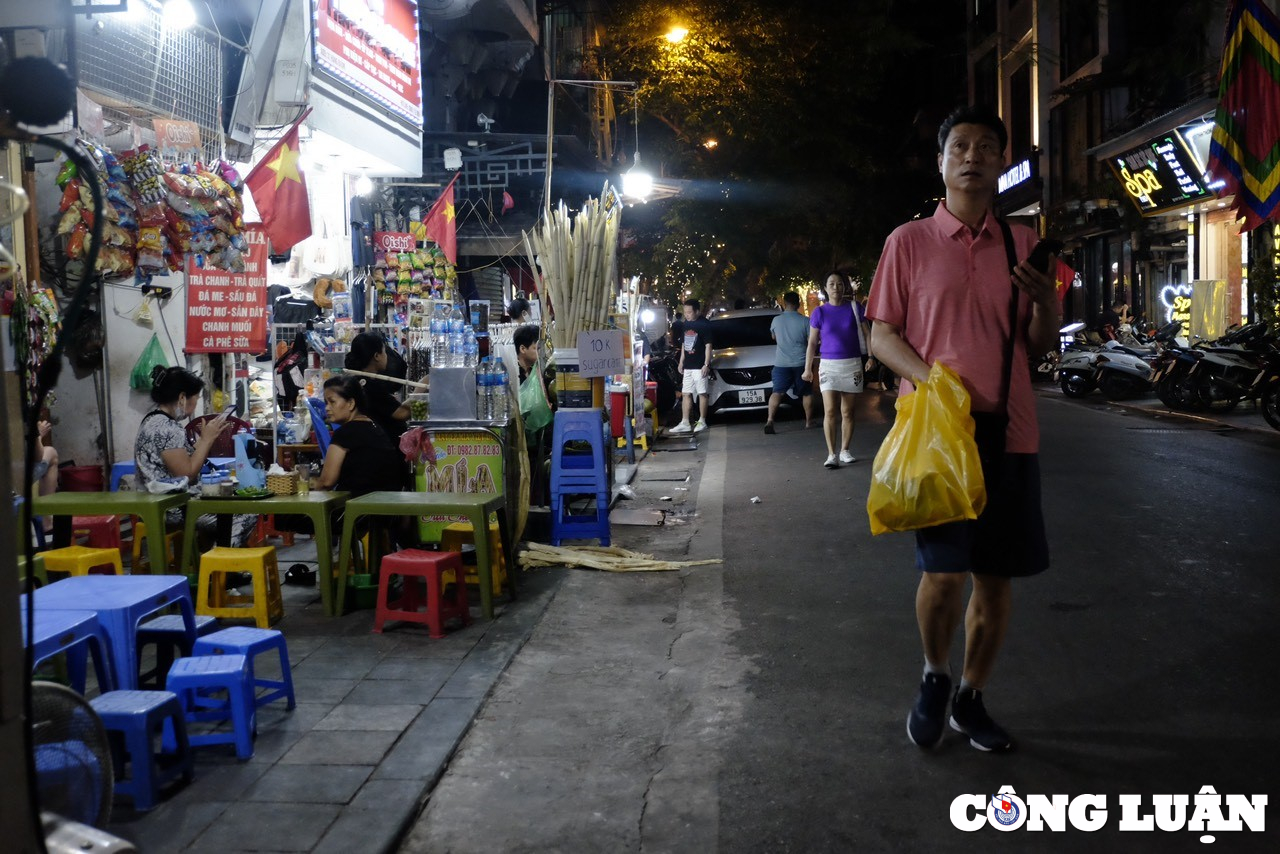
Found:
[1183,322,1276,413]
[1057,342,1101,398]
[1092,322,1179,400]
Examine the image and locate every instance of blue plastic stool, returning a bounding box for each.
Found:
[164,654,256,760]
[549,410,611,546]
[109,461,136,492]
[193,626,296,711]
[550,409,609,491]
[136,614,219,690]
[90,690,193,811]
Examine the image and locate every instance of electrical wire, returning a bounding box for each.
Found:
[10,129,105,854]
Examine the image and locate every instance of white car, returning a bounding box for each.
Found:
[705,308,787,413]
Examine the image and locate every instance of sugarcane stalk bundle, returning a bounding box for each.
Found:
[518,542,722,573]
[522,183,622,348]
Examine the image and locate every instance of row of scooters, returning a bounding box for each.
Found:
[1056,320,1280,431]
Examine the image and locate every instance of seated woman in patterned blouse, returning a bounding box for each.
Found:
[134,366,255,548]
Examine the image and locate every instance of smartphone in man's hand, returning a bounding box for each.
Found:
[1027,239,1065,274]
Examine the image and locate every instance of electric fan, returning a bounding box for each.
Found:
[30,681,113,828]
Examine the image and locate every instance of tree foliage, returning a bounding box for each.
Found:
[595,0,967,306]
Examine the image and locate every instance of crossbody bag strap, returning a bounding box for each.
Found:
[995,219,1021,414]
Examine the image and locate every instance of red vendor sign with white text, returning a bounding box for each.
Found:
[314,0,423,128]
[186,226,269,354]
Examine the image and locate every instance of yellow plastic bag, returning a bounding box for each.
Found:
[866,361,986,535]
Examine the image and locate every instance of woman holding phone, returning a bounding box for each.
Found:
[135,366,255,547]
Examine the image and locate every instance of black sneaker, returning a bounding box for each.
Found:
[763,422,775,434]
[949,686,1014,752]
[906,672,951,748]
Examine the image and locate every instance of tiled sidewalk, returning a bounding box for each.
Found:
[105,540,563,854]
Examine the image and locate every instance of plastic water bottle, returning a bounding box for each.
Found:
[475,358,488,419]
[429,308,446,368]
[463,327,478,368]
[492,358,509,420]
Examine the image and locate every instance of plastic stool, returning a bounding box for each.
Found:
[196,546,283,629]
[251,515,295,547]
[72,515,123,551]
[193,627,295,711]
[129,520,183,574]
[136,615,219,690]
[441,521,508,596]
[164,654,255,760]
[373,549,470,638]
[90,690,193,811]
[550,409,609,492]
[40,545,124,577]
[109,461,136,492]
[549,409,611,546]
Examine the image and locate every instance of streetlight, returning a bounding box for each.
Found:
[666,26,689,44]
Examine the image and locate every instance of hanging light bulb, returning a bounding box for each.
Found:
[623,152,653,201]
[163,0,197,29]
[622,91,653,201]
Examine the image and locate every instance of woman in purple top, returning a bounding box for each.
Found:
[802,271,867,469]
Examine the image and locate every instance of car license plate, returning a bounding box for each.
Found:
[738,389,765,404]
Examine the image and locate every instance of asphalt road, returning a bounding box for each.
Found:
[405,391,1280,853]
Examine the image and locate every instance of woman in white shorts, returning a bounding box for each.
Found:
[802,272,868,468]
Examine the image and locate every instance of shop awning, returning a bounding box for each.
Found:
[1084,97,1217,160]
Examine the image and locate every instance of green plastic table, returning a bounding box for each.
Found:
[180,491,349,617]
[35,491,188,577]
[336,491,513,619]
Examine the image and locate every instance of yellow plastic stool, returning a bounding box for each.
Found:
[40,545,124,577]
[196,546,283,629]
[440,521,507,596]
[616,419,650,451]
[129,520,183,574]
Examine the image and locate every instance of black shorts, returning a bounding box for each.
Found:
[915,453,1049,577]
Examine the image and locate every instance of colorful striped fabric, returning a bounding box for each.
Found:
[1208,0,1280,232]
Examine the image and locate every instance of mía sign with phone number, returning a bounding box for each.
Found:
[185,226,269,354]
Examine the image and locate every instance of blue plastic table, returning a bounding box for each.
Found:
[17,606,116,694]
[30,575,195,690]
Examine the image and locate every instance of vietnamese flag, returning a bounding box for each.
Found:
[422,174,459,264]
[1054,258,1076,302]
[244,112,312,254]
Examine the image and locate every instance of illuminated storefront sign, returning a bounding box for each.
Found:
[998,159,1032,194]
[1160,283,1193,327]
[314,0,423,128]
[1110,131,1212,216]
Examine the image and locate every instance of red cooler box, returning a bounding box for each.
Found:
[609,389,628,438]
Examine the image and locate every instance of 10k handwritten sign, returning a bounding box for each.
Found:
[577,330,625,378]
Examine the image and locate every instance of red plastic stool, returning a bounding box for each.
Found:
[373,549,470,638]
[251,515,295,548]
[72,515,123,551]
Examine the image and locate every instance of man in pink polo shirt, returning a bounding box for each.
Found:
[867,105,1060,753]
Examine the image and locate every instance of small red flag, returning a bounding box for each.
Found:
[244,112,312,254]
[423,175,459,264]
[1055,258,1076,302]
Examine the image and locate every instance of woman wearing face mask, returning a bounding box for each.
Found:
[134,365,256,546]
[802,271,869,469]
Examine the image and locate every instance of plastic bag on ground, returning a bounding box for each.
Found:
[866,361,986,535]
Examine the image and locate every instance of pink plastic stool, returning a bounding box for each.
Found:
[373,549,470,638]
